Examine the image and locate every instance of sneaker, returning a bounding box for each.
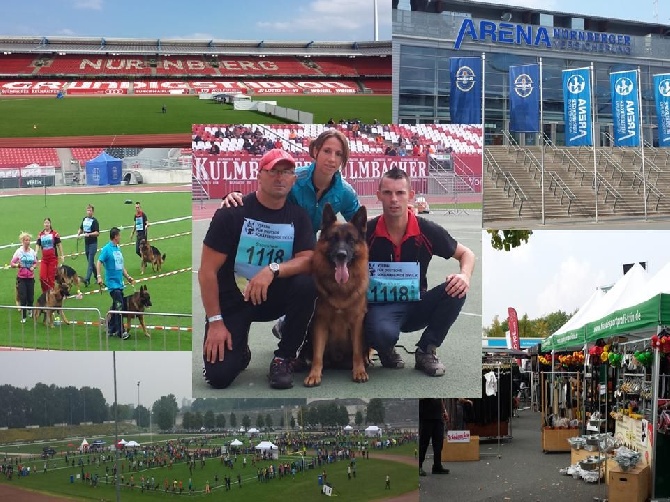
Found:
[271,318,285,340]
[415,345,446,376]
[20,318,26,324]
[432,465,450,474]
[419,468,427,477]
[377,347,405,369]
[268,357,294,389]
[121,332,130,340]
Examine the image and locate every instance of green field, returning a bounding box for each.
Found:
[0,95,392,138]
[0,190,191,350]
[0,433,417,502]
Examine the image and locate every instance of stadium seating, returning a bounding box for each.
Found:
[310,57,359,76]
[0,148,60,168]
[216,56,319,76]
[155,56,217,76]
[0,55,40,75]
[350,56,392,76]
[38,55,152,75]
[361,80,391,93]
[70,148,104,163]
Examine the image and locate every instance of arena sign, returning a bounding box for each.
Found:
[454,19,631,55]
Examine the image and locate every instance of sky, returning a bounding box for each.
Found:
[396,0,670,25]
[0,351,191,408]
[0,0,390,41]
[482,230,670,328]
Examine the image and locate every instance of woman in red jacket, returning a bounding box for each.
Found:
[36,218,64,293]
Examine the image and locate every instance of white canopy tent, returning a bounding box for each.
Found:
[364,425,381,437]
[254,441,278,459]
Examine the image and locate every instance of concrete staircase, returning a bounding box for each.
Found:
[483,145,670,224]
[192,175,209,201]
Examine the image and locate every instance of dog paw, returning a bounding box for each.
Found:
[352,368,369,383]
[303,373,322,387]
[144,333,151,338]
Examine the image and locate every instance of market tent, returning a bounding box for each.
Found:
[343,425,353,432]
[230,439,244,446]
[541,288,606,351]
[126,440,140,447]
[365,425,381,437]
[85,151,122,186]
[79,438,89,451]
[254,441,278,459]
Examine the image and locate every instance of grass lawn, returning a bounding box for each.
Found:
[0,448,416,502]
[0,190,191,350]
[0,95,391,138]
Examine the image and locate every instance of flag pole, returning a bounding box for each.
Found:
[591,62,598,223]
[638,67,647,221]
[481,52,486,185]
[540,58,545,225]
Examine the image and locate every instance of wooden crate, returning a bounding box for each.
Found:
[542,428,579,452]
[607,464,650,502]
[441,435,480,462]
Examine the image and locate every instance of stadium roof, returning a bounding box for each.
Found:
[0,36,391,57]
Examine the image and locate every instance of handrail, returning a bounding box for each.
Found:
[547,171,576,214]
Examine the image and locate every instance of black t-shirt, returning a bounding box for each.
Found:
[203,192,315,313]
[366,213,458,292]
[419,399,444,421]
[79,216,100,246]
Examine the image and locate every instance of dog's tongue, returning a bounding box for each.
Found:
[334,263,349,284]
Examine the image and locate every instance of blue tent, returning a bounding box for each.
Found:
[85,152,122,186]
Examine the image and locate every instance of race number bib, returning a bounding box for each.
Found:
[234,219,294,280]
[19,251,35,268]
[113,250,124,270]
[82,217,93,233]
[41,233,54,250]
[367,262,420,303]
[135,216,144,231]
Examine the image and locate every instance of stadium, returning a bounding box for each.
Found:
[393,0,670,226]
[0,37,391,146]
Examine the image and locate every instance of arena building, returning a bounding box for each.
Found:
[392,0,670,146]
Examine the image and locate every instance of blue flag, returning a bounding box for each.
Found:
[509,64,540,132]
[562,67,592,146]
[450,57,482,124]
[654,74,670,147]
[610,70,640,147]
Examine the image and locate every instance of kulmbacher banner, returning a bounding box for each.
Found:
[562,67,592,146]
[449,57,482,124]
[654,74,670,146]
[509,64,540,132]
[610,70,640,147]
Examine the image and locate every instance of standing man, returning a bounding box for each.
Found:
[97,227,134,340]
[364,167,475,376]
[418,399,450,476]
[77,204,100,287]
[129,202,149,258]
[198,149,316,390]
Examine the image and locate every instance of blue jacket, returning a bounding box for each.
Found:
[289,162,360,235]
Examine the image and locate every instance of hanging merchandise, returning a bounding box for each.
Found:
[485,370,498,396]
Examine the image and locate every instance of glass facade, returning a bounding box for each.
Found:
[394,10,670,146]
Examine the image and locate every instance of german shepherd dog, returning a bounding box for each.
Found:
[56,264,81,291]
[123,285,152,337]
[303,204,370,387]
[139,239,166,274]
[34,281,71,327]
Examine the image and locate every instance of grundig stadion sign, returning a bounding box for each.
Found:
[454,19,632,55]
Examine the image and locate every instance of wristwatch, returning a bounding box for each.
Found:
[268,262,280,279]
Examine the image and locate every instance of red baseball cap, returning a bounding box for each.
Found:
[260,149,296,171]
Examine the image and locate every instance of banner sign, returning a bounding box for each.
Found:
[447,430,471,443]
[449,57,482,124]
[654,74,670,146]
[507,307,520,351]
[610,70,640,147]
[454,19,631,55]
[509,64,540,132]
[563,67,592,146]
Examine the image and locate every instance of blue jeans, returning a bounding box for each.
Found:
[364,282,466,352]
[108,289,124,336]
[84,242,98,283]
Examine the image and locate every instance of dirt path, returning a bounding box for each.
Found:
[0,484,79,501]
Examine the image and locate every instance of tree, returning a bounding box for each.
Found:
[182,411,193,430]
[487,230,533,251]
[355,411,363,426]
[242,414,251,430]
[486,315,505,338]
[230,412,237,429]
[135,405,150,428]
[193,411,204,429]
[265,413,273,429]
[337,406,349,426]
[216,413,226,429]
[366,399,385,424]
[153,394,178,431]
[256,414,265,429]
[204,410,216,430]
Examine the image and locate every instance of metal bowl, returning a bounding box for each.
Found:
[579,458,602,471]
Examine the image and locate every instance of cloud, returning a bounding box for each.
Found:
[57,28,76,36]
[73,0,103,9]
[536,256,606,317]
[257,0,389,36]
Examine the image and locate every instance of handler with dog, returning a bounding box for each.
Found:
[129,201,149,258]
[199,148,317,390]
[77,204,99,287]
[97,227,134,340]
[11,232,37,323]
[365,167,475,377]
